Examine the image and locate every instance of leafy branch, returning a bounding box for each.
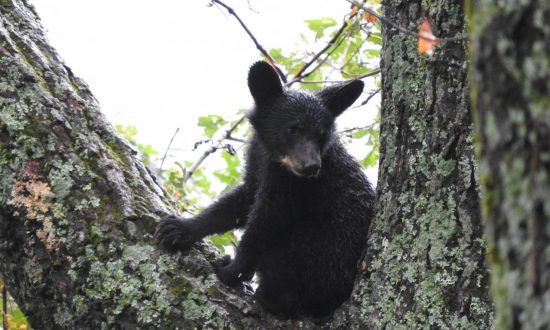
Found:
[183,117,245,183]
[286,14,356,86]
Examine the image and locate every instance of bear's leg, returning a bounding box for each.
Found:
[156,184,253,251]
[255,285,300,318]
[213,201,290,285]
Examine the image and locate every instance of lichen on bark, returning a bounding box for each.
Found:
[470,1,550,328]
[348,0,493,328]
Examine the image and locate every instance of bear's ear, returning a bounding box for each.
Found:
[318,80,364,117]
[248,61,283,105]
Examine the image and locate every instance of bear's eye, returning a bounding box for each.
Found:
[287,125,299,135]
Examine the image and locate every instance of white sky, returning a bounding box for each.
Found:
[31,0,378,183]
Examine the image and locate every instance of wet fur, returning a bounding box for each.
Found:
[156,61,375,318]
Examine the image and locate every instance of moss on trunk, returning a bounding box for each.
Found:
[470,1,550,328]
[348,1,493,328]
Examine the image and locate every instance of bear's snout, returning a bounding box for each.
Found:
[280,140,321,178]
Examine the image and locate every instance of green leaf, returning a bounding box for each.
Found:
[363,49,379,60]
[301,69,323,91]
[198,115,227,138]
[115,124,138,144]
[362,147,379,168]
[304,17,337,40]
[209,231,238,254]
[213,151,242,186]
[369,32,382,45]
[352,128,371,139]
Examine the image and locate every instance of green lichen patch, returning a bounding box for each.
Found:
[82,244,172,326]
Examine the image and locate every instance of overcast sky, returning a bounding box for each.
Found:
[30,0,378,182]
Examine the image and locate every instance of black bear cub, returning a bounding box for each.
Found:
[156,61,375,318]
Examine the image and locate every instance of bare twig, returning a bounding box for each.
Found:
[286,33,349,87]
[286,9,362,87]
[158,128,180,174]
[298,68,380,84]
[345,0,467,42]
[340,122,377,135]
[292,19,350,79]
[246,0,259,14]
[226,136,248,143]
[339,33,369,71]
[355,69,382,80]
[210,0,287,82]
[184,117,246,182]
[352,88,380,109]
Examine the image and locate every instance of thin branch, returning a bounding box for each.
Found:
[356,69,381,80]
[286,30,349,87]
[226,136,248,143]
[345,0,467,42]
[339,122,377,135]
[292,19,350,79]
[352,88,380,109]
[184,117,246,183]
[339,33,369,71]
[298,68,380,84]
[246,0,259,14]
[158,127,180,175]
[286,10,361,87]
[210,0,287,82]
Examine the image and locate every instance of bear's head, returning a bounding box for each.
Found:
[247,61,364,178]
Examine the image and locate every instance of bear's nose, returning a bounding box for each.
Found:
[302,162,321,177]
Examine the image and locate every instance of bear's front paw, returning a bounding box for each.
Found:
[155,216,201,252]
[214,255,254,286]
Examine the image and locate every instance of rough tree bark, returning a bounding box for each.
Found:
[0,1,304,329]
[0,0,495,329]
[471,1,550,329]
[342,0,493,328]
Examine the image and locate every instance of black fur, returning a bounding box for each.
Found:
[156,61,375,318]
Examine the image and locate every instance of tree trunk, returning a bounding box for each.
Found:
[347,0,493,328]
[471,1,550,329]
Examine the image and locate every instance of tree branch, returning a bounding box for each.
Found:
[298,68,380,84]
[184,117,245,183]
[286,10,360,87]
[292,19,350,79]
[339,123,376,136]
[158,127,180,175]
[345,0,467,42]
[352,88,380,109]
[286,34,349,87]
[210,0,288,82]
